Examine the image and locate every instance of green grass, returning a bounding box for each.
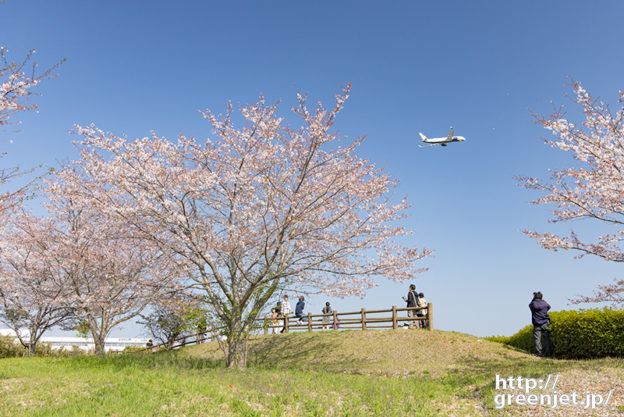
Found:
[1,330,623,416]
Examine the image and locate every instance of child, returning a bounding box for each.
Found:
[270,308,279,334]
[417,292,427,328]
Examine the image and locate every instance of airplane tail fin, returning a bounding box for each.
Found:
[418,132,427,142]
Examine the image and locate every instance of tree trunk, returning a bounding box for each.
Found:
[226,339,247,369]
[93,334,106,355]
[224,317,249,369]
[27,342,36,356]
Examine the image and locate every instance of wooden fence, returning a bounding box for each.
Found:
[259,304,432,334]
[132,304,432,353]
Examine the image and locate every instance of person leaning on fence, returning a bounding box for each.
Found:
[282,295,292,317]
[402,284,419,328]
[295,296,306,323]
[322,302,332,330]
[529,291,552,357]
[416,292,427,328]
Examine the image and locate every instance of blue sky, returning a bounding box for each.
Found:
[2,1,623,338]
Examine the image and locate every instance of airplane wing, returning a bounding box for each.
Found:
[446,127,454,141]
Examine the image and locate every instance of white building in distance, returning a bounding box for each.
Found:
[0,329,149,352]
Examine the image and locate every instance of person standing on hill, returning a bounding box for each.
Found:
[276,301,285,333]
[402,284,419,328]
[270,308,279,334]
[416,292,427,328]
[295,296,306,324]
[280,295,291,333]
[322,302,333,330]
[529,291,552,357]
[282,295,291,317]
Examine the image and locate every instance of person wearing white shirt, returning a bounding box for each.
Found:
[280,295,292,333]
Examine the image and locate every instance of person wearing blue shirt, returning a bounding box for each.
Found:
[529,291,552,357]
[295,296,306,324]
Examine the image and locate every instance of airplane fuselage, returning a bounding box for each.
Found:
[418,129,466,147]
[423,136,465,144]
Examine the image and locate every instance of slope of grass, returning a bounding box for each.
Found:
[0,352,483,416]
[1,329,623,416]
[185,329,537,377]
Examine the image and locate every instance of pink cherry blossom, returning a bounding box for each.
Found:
[61,85,432,367]
[520,82,624,305]
[0,47,64,219]
[0,210,68,355]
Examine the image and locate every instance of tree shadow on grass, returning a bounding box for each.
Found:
[247,332,371,373]
[67,351,226,372]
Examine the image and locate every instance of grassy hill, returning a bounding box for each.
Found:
[185,329,537,377]
[1,329,623,416]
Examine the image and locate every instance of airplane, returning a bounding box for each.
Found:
[418,127,465,147]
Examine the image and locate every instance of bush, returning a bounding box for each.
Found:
[122,346,146,353]
[0,335,24,358]
[55,345,92,357]
[33,342,54,357]
[0,337,60,358]
[483,335,511,344]
[489,308,624,359]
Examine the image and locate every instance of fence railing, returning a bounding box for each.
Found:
[130,304,432,354]
[258,304,432,334]
[129,331,216,354]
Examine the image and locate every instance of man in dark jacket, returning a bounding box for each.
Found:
[295,296,306,323]
[529,291,552,357]
[402,284,419,328]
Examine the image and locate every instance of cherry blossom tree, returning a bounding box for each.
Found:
[1,47,44,129]
[63,85,431,367]
[520,82,624,305]
[0,210,69,355]
[0,47,64,215]
[139,301,208,349]
[33,174,183,354]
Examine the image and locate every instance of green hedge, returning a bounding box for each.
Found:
[487,308,624,359]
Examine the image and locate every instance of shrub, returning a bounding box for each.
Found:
[0,335,23,358]
[122,346,145,353]
[490,308,624,359]
[483,335,511,344]
[54,345,92,357]
[0,337,61,358]
[33,342,54,357]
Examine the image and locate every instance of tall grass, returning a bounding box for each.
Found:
[0,352,479,416]
[1,330,623,416]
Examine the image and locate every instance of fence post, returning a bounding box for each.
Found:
[308,312,312,332]
[284,315,289,333]
[361,308,366,330]
[426,303,433,330]
[264,318,268,335]
[333,310,338,330]
[392,305,397,329]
